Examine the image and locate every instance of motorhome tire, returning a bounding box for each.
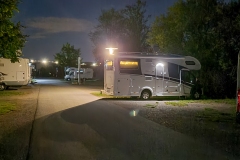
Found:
[0,83,5,91]
[191,91,201,100]
[141,90,151,100]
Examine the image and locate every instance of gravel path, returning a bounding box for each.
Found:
[107,100,240,159]
[0,85,39,160]
[0,82,240,159]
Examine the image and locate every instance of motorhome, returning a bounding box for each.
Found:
[64,67,77,81]
[104,52,201,99]
[64,67,93,81]
[0,58,31,91]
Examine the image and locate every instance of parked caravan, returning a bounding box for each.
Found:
[0,58,31,91]
[79,68,94,79]
[64,67,94,81]
[104,52,201,99]
[64,67,77,81]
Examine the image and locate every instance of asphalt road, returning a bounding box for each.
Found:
[28,79,229,160]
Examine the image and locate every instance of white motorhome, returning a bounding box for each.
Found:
[104,52,201,99]
[0,58,31,91]
[64,67,93,81]
[72,68,94,80]
[64,67,78,81]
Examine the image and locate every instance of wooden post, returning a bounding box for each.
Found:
[78,57,82,85]
[237,52,240,124]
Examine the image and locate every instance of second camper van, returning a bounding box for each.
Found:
[0,58,31,91]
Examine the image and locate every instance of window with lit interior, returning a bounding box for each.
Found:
[119,60,139,69]
[119,59,142,74]
[106,61,113,70]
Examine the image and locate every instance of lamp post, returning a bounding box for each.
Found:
[78,57,82,85]
[104,47,118,92]
[237,52,240,124]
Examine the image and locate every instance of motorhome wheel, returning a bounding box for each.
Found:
[191,91,201,99]
[0,84,5,91]
[141,90,151,100]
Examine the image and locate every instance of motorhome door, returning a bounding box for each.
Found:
[116,78,130,96]
[180,69,195,95]
[155,64,164,95]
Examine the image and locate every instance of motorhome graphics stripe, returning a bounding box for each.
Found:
[0,72,7,76]
[144,74,194,87]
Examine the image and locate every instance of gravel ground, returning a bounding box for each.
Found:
[1,82,240,159]
[107,100,240,159]
[0,85,39,160]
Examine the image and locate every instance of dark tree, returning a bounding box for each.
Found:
[0,0,27,62]
[54,43,81,68]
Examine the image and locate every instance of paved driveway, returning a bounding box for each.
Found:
[28,79,230,160]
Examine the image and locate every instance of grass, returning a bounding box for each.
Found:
[164,99,235,107]
[165,101,189,107]
[91,92,131,99]
[0,101,16,115]
[91,92,117,98]
[196,107,235,122]
[144,102,159,108]
[191,99,235,105]
[0,90,25,96]
[91,91,236,107]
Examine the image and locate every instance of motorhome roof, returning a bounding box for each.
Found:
[115,52,185,59]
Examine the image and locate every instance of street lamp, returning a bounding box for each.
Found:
[42,59,47,64]
[105,47,118,55]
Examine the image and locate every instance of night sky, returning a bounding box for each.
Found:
[13,0,177,62]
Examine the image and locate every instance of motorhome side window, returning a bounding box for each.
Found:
[119,59,142,74]
[119,60,139,69]
[185,61,195,65]
[168,63,179,80]
[106,61,113,70]
[181,71,195,84]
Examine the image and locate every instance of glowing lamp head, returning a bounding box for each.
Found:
[42,59,47,64]
[106,47,118,55]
